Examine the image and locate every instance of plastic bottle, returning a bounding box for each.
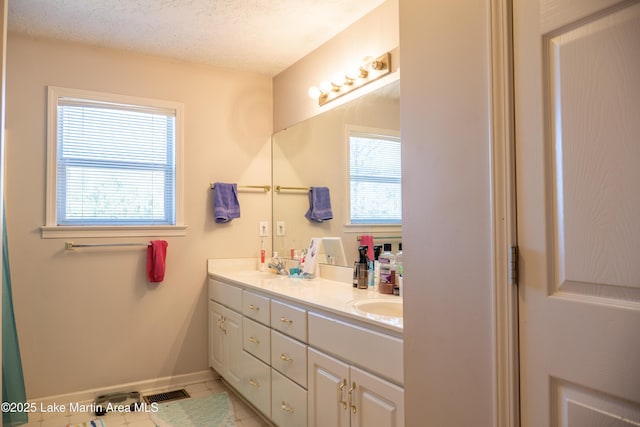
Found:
[374,244,382,288]
[396,243,403,296]
[378,243,396,294]
[357,245,369,289]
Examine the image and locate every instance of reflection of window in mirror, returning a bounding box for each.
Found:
[348,128,401,225]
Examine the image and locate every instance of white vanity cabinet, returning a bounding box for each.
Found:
[208,273,404,427]
[307,312,404,427]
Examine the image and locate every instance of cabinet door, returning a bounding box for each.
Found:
[208,301,225,373]
[350,366,404,427]
[272,369,307,427]
[224,308,244,391]
[308,348,350,427]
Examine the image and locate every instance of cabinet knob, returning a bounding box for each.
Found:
[280,401,295,413]
[248,378,260,388]
[248,336,260,344]
[249,304,260,311]
[279,316,293,324]
[279,353,293,363]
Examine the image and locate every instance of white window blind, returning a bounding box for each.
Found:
[55,94,176,226]
[349,131,402,224]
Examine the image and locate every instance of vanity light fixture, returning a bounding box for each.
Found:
[308,52,391,106]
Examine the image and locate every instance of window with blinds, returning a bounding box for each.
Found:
[349,130,402,224]
[47,87,182,229]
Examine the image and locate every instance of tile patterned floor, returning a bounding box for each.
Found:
[21,379,271,427]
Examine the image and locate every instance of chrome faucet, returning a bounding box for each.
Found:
[268,257,289,275]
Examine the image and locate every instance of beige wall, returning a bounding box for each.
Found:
[272,0,399,132]
[400,1,495,426]
[6,34,272,399]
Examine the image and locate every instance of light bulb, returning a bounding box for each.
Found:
[345,66,360,80]
[319,80,332,94]
[308,86,321,99]
[332,73,346,87]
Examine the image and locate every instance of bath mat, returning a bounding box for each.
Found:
[150,392,236,427]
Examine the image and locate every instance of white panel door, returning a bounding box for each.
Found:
[350,366,404,427]
[208,301,225,373]
[514,0,640,426]
[307,348,350,427]
[224,308,244,391]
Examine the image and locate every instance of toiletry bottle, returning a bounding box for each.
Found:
[259,238,266,272]
[368,260,374,288]
[396,243,404,296]
[374,244,382,288]
[357,245,369,289]
[379,243,395,283]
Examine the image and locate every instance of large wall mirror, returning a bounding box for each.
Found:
[272,76,401,267]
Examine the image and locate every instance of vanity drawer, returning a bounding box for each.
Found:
[271,300,307,342]
[242,351,271,418]
[271,330,308,388]
[243,317,271,364]
[308,312,403,385]
[243,290,270,325]
[271,369,307,427]
[209,279,242,312]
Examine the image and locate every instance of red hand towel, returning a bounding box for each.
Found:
[360,235,374,261]
[147,240,168,283]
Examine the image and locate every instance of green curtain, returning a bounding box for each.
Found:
[2,207,27,426]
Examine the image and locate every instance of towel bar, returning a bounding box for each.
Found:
[275,185,310,192]
[65,242,150,250]
[209,183,271,192]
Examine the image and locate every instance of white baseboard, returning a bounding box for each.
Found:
[32,369,217,406]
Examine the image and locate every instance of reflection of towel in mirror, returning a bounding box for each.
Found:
[305,187,333,222]
[147,240,168,283]
[360,235,374,261]
[213,182,240,223]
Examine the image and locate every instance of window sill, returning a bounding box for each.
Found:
[41,225,188,239]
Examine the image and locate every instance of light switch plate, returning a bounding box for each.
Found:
[276,221,286,236]
[259,221,269,236]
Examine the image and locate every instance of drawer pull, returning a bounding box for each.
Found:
[248,336,260,344]
[249,304,260,312]
[280,401,295,413]
[279,353,293,363]
[348,381,357,414]
[279,316,293,324]
[339,379,347,410]
[248,378,260,388]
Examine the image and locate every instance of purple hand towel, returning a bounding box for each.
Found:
[305,186,333,222]
[213,182,240,223]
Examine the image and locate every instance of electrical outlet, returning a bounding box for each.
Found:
[259,221,269,237]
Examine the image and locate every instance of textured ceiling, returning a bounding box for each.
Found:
[8,0,386,76]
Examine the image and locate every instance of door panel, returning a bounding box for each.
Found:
[350,366,404,427]
[514,0,640,425]
[224,308,243,390]
[208,301,224,373]
[307,348,350,427]
[546,2,640,303]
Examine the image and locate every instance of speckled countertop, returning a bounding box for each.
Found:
[207,259,403,334]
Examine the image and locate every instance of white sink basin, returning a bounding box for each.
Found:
[351,299,403,318]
